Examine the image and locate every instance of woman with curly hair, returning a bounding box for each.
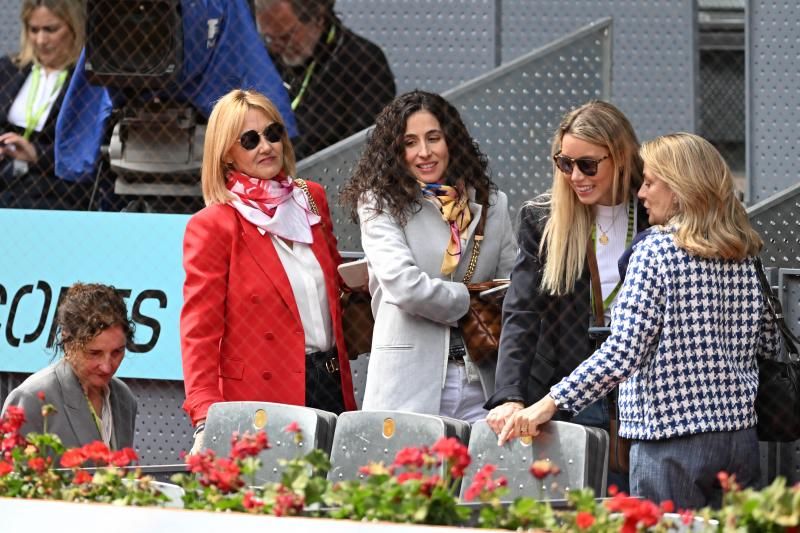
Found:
[341,90,517,422]
[2,283,137,449]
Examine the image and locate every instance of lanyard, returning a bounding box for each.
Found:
[290,25,336,111]
[590,198,635,312]
[84,392,105,443]
[23,64,67,140]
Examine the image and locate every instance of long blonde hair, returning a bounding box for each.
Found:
[201,89,296,206]
[16,0,85,69]
[539,101,643,295]
[640,133,761,260]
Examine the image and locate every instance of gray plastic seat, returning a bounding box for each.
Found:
[460,419,608,501]
[349,354,370,409]
[203,401,337,484]
[327,410,471,483]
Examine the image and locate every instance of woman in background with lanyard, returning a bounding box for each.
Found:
[0,0,92,210]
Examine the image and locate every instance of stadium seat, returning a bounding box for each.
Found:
[202,401,337,484]
[460,420,608,501]
[328,410,470,483]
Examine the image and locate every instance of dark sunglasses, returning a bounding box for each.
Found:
[238,123,285,150]
[553,152,610,177]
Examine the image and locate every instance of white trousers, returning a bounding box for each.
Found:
[439,361,488,424]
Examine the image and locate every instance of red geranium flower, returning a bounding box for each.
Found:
[396,471,423,484]
[393,446,426,469]
[73,469,93,484]
[230,431,270,460]
[605,492,663,532]
[81,441,111,464]
[1,434,25,452]
[27,457,46,473]
[660,500,675,513]
[576,511,596,529]
[420,475,441,496]
[530,459,560,480]
[431,437,471,478]
[60,448,88,468]
[463,464,508,501]
[110,448,139,467]
[0,460,12,476]
[2,406,26,432]
[243,490,264,511]
[272,485,304,517]
[283,422,301,434]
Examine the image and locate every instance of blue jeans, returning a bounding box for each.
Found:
[629,428,760,509]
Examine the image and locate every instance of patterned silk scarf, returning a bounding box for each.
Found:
[226,170,321,243]
[419,181,472,275]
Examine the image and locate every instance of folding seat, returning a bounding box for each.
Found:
[327,410,470,483]
[348,354,370,409]
[460,420,608,501]
[202,401,337,484]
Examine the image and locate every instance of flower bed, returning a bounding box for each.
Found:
[1,401,798,531]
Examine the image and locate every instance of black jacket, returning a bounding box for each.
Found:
[0,56,93,210]
[486,201,649,410]
[273,20,395,160]
[0,55,70,178]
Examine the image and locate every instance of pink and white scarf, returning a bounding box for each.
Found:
[226,171,320,243]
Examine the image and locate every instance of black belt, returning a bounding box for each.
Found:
[306,348,340,374]
[448,342,467,364]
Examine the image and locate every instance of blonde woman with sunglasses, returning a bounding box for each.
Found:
[492,133,773,508]
[180,89,356,454]
[485,101,648,486]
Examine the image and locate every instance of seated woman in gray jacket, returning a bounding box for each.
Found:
[2,283,137,449]
[341,90,517,423]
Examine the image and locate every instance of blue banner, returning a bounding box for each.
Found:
[0,209,189,380]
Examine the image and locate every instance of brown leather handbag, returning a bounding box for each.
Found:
[586,241,631,474]
[296,178,374,360]
[458,199,509,365]
[340,289,374,360]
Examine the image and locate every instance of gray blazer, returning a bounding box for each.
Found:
[1,359,137,449]
[359,189,518,415]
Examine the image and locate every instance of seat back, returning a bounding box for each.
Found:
[460,420,607,501]
[203,401,337,484]
[328,410,470,483]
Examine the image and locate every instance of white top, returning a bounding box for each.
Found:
[7,66,66,132]
[594,202,629,322]
[270,234,333,353]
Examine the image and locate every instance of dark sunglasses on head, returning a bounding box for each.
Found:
[553,152,610,177]
[238,123,285,150]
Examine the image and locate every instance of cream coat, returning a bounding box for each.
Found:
[359,189,517,415]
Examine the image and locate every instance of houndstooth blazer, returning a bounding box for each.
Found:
[550,228,780,440]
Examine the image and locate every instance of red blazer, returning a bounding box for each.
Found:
[180,181,356,424]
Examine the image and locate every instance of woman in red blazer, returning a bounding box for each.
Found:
[181,89,355,451]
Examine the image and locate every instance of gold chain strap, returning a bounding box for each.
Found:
[294,178,319,216]
[462,235,482,283]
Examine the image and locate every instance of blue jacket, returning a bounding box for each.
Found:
[55,0,295,182]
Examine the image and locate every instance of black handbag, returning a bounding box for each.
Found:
[754,258,800,442]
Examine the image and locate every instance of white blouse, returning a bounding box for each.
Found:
[270,234,334,353]
[7,66,66,133]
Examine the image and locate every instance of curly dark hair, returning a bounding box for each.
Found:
[340,90,496,225]
[55,283,135,357]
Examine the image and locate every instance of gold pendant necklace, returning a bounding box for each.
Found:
[595,206,623,246]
